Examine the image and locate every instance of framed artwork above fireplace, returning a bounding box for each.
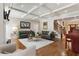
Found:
[20,21,30,29]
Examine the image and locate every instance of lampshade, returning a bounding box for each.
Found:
[12,26,18,31]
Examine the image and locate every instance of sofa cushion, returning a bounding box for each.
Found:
[19,31,29,39]
[42,31,49,35]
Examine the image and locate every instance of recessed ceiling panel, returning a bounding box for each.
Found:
[32,6,50,16]
[45,3,71,11]
[9,9,25,18]
[23,14,36,19]
[4,3,79,20]
[12,3,40,12]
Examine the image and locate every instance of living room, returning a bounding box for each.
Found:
[0,3,79,56]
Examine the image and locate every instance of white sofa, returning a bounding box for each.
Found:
[0,43,36,56]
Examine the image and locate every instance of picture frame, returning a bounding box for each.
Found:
[54,20,58,31]
[20,21,30,29]
[43,22,48,30]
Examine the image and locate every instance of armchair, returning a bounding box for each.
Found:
[0,43,36,56]
[41,31,50,40]
[41,31,56,41]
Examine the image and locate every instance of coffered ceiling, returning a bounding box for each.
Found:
[4,3,79,20]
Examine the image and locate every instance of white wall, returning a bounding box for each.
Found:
[31,21,40,34]
[6,17,61,40]
[0,4,5,44]
[6,18,19,41]
[6,18,39,40]
[39,19,54,32]
[39,19,61,39]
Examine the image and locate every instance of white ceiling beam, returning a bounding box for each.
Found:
[9,7,39,17]
[21,3,43,18]
[31,17,38,20]
[40,3,77,17]
[59,11,79,18]
[42,4,52,11]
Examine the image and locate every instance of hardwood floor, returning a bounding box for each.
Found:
[36,39,79,56]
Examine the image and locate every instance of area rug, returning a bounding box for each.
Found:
[19,38,54,49]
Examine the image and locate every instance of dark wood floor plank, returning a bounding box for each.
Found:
[36,39,79,56]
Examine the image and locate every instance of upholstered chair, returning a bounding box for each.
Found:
[0,43,36,56]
